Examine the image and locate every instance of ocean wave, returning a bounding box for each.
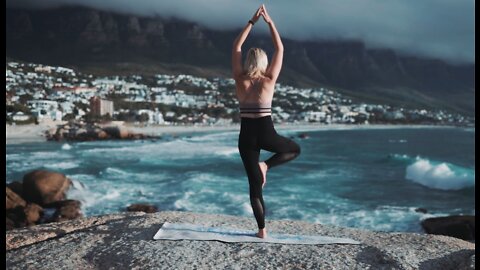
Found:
[172,172,247,214]
[299,167,356,181]
[6,153,22,161]
[7,160,55,172]
[173,190,226,213]
[388,139,407,143]
[182,131,237,142]
[31,151,72,159]
[388,153,412,162]
[62,143,72,150]
[405,157,475,190]
[311,205,450,233]
[44,161,79,170]
[82,139,239,160]
[100,167,170,183]
[102,167,130,176]
[67,177,162,215]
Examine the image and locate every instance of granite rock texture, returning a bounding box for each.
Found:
[6,210,475,270]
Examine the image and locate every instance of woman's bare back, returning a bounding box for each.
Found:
[235,75,275,118]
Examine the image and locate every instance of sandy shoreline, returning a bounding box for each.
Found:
[6,122,466,144]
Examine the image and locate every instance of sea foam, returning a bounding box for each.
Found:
[405,157,475,190]
[61,143,72,150]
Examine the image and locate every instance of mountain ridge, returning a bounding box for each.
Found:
[6,6,475,116]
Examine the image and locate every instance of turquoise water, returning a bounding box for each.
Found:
[6,126,475,233]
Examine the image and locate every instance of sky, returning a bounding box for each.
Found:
[7,0,475,65]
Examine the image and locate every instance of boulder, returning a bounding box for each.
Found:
[132,134,143,140]
[126,203,158,213]
[7,181,24,198]
[74,128,87,137]
[56,128,65,136]
[45,200,83,222]
[103,126,130,139]
[298,133,309,139]
[6,206,27,229]
[6,187,26,210]
[22,170,72,206]
[97,130,109,139]
[6,216,15,231]
[47,127,57,135]
[6,202,44,229]
[24,203,44,225]
[119,128,130,139]
[415,207,428,214]
[52,132,63,141]
[421,215,475,242]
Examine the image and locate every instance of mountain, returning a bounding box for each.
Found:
[6,6,475,116]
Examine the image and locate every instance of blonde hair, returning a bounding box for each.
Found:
[243,47,268,78]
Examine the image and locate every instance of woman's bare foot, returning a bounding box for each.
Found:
[259,161,268,188]
[256,228,267,238]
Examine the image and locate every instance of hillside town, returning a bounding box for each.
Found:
[5,61,475,127]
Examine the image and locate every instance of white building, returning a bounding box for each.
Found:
[136,109,165,124]
[154,93,176,105]
[302,111,326,122]
[12,112,30,121]
[342,111,359,123]
[27,100,63,121]
[27,100,58,111]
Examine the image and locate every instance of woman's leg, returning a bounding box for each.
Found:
[238,146,266,229]
[260,131,301,170]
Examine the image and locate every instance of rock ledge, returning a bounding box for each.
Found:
[6,211,475,270]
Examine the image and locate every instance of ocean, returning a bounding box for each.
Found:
[6,126,475,233]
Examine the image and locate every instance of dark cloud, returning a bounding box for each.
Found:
[7,0,475,64]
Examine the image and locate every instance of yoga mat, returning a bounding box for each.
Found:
[153,222,361,245]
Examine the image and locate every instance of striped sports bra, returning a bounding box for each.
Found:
[239,101,272,114]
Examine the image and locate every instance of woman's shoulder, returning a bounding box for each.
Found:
[235,74,274,84]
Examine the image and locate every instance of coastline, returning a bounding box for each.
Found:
[6,122,467,144]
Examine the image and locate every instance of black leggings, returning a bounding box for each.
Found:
[238,115,301,229]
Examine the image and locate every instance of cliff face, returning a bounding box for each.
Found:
[6,6,475,116]
[5,211,475,269]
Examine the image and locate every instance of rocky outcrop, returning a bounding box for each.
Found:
[6,187,26,209]
[126,203,158,213]
[421,215,475,243]
[6,181,24,198]
[6,170,83,231]
[22,170,72,205]
[45,122,159,141]
[298,132,310,139]
[44,200,83,223]
[5,211,475,269]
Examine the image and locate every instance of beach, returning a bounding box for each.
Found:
[6,123,59,144]
[6,122,461,144]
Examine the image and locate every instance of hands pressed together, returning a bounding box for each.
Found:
[251,4,272,24]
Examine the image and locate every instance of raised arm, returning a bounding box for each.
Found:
[261,5,284,82]
[232,6,263,79]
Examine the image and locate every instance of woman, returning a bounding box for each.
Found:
[232,4,301,239]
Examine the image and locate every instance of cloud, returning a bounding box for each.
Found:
[7,0,475,64]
